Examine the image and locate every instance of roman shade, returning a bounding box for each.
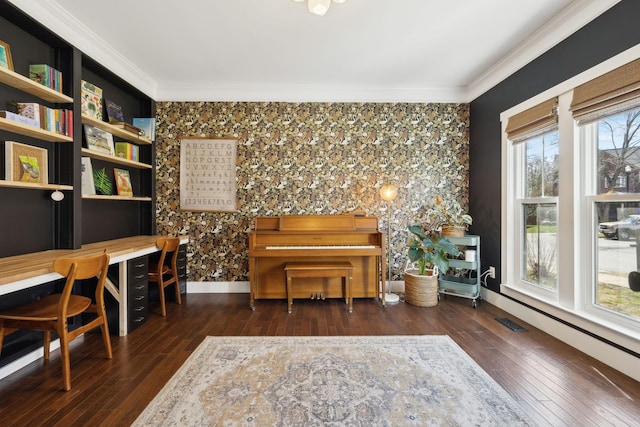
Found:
[570,58,640,124]
[505,98,558,142]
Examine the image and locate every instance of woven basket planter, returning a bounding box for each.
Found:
[441,225,465,237]
[404,269,439,307]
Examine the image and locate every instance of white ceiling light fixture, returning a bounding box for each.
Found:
[294,0,346,16]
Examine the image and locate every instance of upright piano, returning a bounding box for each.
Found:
[248,215,386,309]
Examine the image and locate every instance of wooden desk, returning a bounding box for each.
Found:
[0,235,188,336]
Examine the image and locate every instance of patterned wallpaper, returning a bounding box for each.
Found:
[155,102,469,282]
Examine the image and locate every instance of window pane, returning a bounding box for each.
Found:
[522,203,557,289]
[525,131,559,197]
[596,201,640,321]
[597,109,640,195]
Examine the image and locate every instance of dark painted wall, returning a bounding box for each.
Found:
[470,0,640,292]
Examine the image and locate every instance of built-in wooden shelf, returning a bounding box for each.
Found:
[81,115,152,145]
[0,66,73,104]
[0,117,73,143]
[82,194,152,202]
[81,148,152,169]
[0,180,73,191]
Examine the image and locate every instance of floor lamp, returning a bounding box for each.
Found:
[380,184,400,304]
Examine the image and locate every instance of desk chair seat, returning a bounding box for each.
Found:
[149,237,181,316]
[0,252,112,391]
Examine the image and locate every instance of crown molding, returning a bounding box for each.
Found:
[155,83,467,104]
[465,0,621,102]
[7,0,620,104]
[6,0,158,99]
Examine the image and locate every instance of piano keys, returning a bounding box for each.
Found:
[248,215,386,310]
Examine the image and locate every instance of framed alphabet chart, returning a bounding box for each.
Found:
[179,137,237,212]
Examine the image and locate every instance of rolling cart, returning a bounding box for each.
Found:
[438,235,481,308]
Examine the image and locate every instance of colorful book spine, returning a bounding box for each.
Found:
[29,64,63,93]
[114,142,139,161]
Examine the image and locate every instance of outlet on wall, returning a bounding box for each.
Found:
[489,266,495,279]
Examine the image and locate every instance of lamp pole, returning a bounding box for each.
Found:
[380,184,399,304]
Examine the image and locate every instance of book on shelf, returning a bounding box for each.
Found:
[5,141,48,184]
[0,110,39,128]
[113,168,133,197]
[80,80,103,120]
[93,167,112,195]
[105,99,125,123]
[28,64,63,93]
[81,157,96,195]
[84,124,115,156]
[111,121,141,135]
[133,117,156,141]
[114,142,139,162]
[13,104,73,137]
[16,102,40,127]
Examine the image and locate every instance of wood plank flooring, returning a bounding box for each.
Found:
[0,293,638,426]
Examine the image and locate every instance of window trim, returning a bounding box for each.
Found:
[500,44,640,352]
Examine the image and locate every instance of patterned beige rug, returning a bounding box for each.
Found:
[133,335,535,426]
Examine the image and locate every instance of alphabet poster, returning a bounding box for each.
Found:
[180,137,237,212]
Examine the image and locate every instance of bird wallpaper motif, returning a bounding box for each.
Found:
[155,102,469,283]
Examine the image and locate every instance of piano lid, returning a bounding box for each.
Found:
[253,215,379,232]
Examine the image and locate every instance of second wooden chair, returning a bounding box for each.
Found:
[149,237,182,316]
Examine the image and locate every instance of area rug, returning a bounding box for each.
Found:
[132,335,535,426]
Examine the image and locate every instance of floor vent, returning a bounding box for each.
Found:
[495,317,528,332]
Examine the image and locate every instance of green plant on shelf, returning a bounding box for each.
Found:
[93,168,112,195]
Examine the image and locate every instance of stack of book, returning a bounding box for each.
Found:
[115,142,139,161]
[15,102,73,137]
[29,64,63,93]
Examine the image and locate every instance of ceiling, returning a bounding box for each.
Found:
[8,0,620,103]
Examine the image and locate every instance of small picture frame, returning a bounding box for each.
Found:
[84,124,115,156]
[0,40,13,71]
[5,141,48,184]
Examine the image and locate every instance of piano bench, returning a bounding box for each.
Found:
[284,262,354,314]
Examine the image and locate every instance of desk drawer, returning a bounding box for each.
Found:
[128,258,148,283]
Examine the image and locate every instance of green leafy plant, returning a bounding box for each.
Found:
[424,195,473,230]
[407,225,460,275]
[93,167,112,195]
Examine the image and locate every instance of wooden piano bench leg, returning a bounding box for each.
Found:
[286,272,293,314]
[347,271,353,313]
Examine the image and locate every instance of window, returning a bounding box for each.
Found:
[522,132,558,290]
[502,56,640,343]
[505,98,559,297]
[587,109,640,323]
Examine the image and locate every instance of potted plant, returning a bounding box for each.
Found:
[404,225,460,307]
[424,195,473,237]
[407,225,460,275]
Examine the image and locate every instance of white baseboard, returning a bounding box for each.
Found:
[0,339,60,381]
[186,280,406,294]
[481,288,640,382]
[187,281,250,293]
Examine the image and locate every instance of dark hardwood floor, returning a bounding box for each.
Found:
[0,293,638,426]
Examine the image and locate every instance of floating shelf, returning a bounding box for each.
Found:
[0,117,73,143]
[82,194,152,202]
[0,67,73,104]
[81,148,152,169]
[0,180,73,191]
[81,115,152,145]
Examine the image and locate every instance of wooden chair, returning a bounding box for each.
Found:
[149,237,182,316]
[0,251,112,391]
